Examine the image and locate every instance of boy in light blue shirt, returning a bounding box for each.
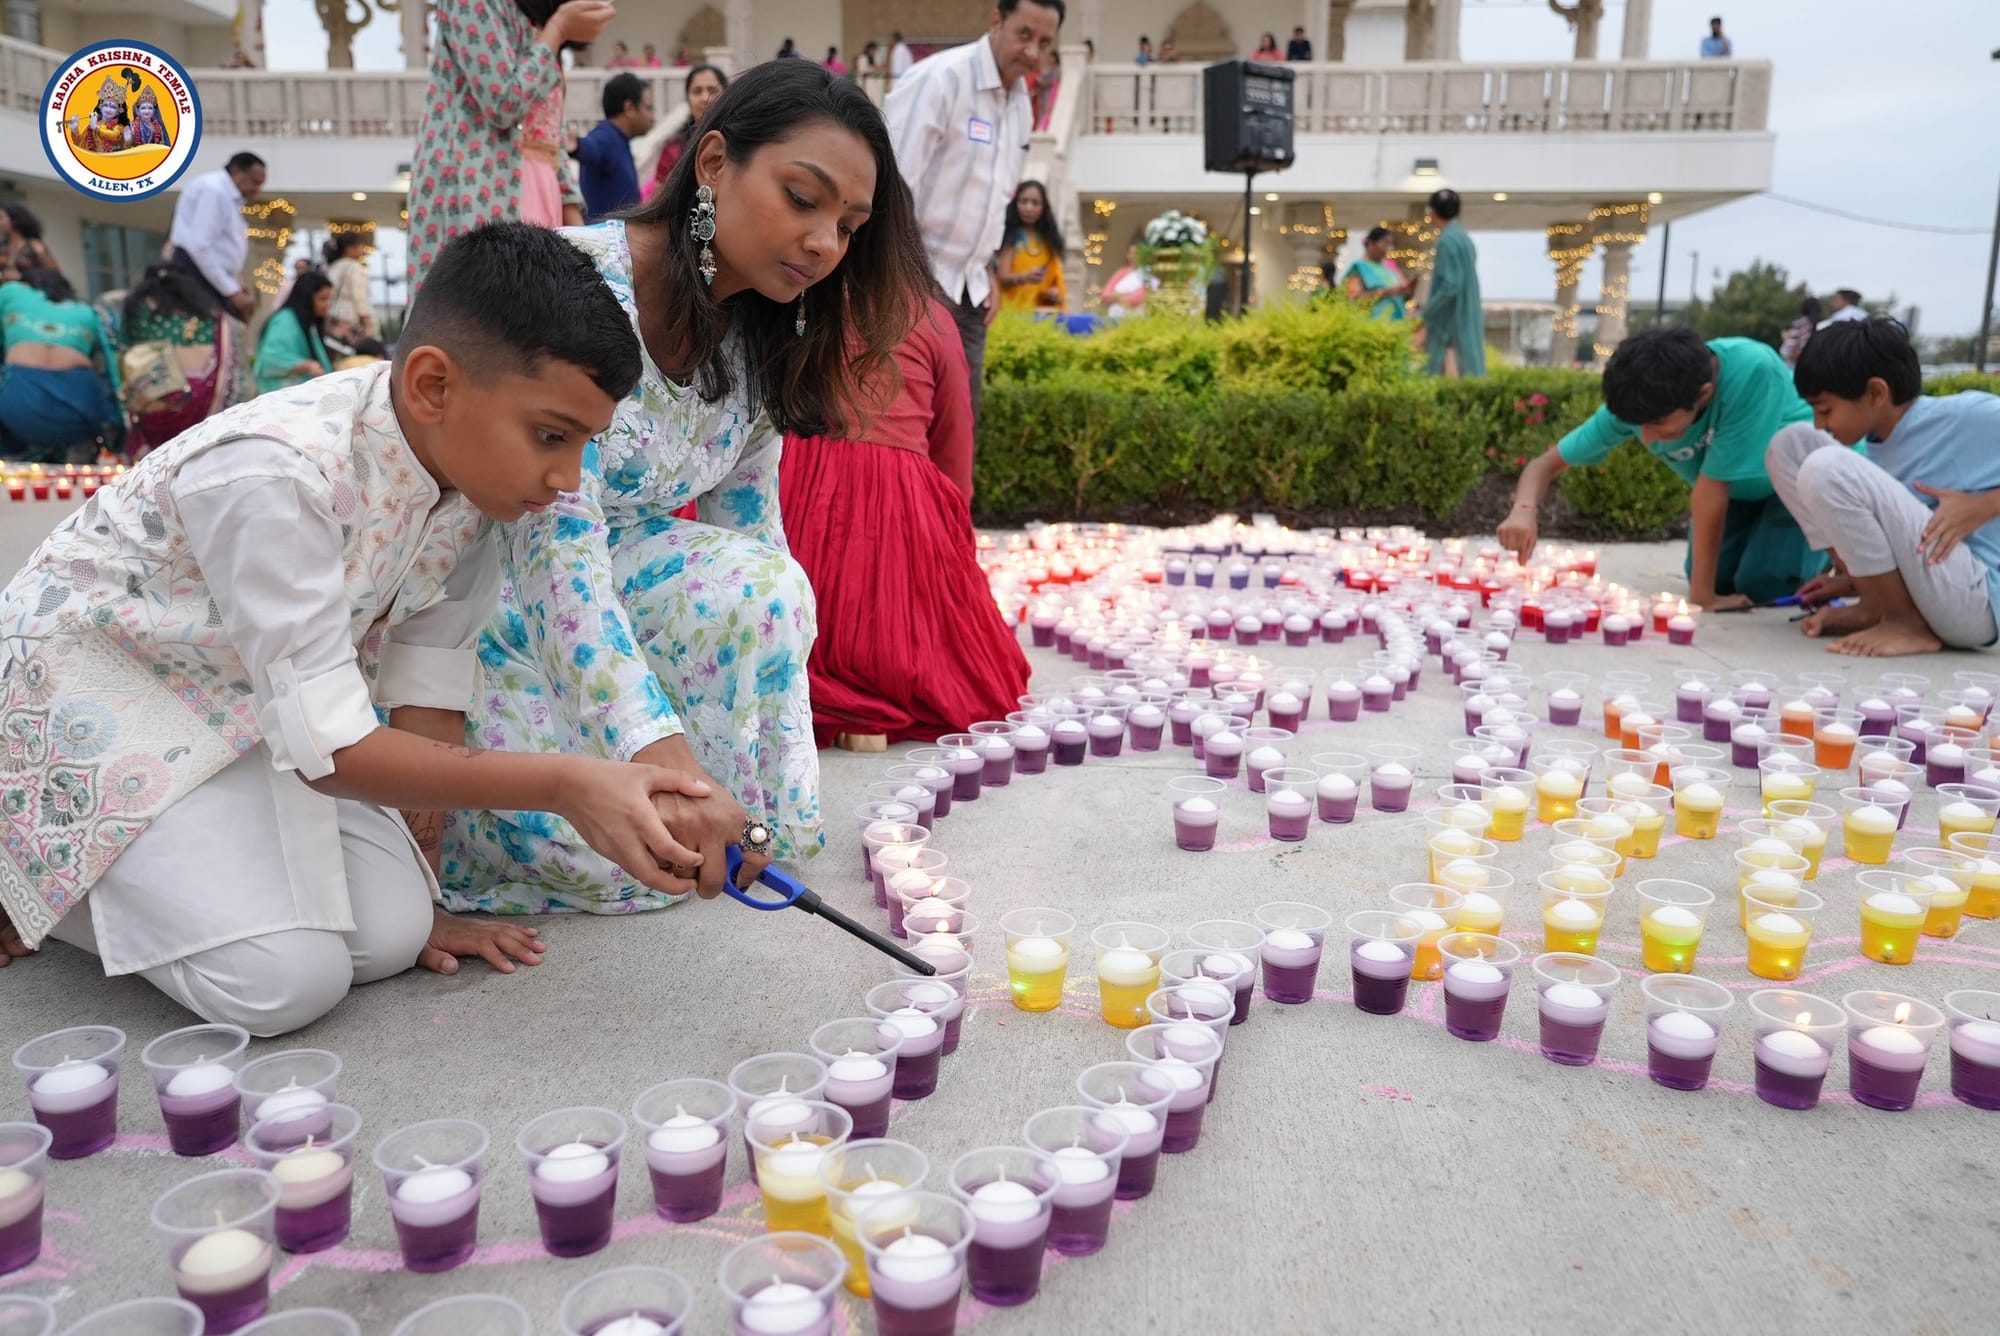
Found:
[1767,316,2000,656]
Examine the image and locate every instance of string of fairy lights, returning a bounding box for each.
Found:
[241,199,377,300]
[1588,200,1649,361]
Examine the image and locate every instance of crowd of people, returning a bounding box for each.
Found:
[2,0,1995,1041]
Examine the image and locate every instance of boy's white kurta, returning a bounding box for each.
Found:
[0,363,494,965]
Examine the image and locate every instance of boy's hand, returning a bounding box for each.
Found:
[1497,505,1538,563]
[420,910,545,976]
[556,758,712,896]
[1689,590,1752,612]
[1913,483,2000,565]
[1796,571,1855,605]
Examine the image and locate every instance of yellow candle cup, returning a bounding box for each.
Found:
[1946,832,2000,918]
[1637,879,1714,974]
[1538,870,1612,956]
[1856,872,1933,966]
[1744,886,1823,981]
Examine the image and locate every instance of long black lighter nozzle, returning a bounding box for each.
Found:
[790,889,939,976]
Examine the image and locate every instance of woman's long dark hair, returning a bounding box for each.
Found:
[622,58,933,437]
[279,271,332,338]
[1003,180,1064,256]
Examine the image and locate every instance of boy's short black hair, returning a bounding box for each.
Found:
[1428,188,1461,220]
[1602,325,1714,424]
[225,151,265,174]
[1835,288,1863,306]
[399,223,640,401]
[1793,316,1921,407]
[602,72,646,119]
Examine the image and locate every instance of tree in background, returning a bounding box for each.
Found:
[1686,260,1810,349]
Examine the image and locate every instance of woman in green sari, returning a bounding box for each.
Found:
[1341,226,1415,320]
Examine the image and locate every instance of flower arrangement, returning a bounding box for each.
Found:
[1136,210,1221,288]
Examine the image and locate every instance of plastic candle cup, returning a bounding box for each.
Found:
[48,1299,205,1336]
[1079,702,1129,759]
[1389,883,1466,981]
[1533,953,1620,1066]
[1122,1026,1220,1153]
[1600,670,1653,739]
[1200,715,1251,780]
[1090,922,1171,1028]
[1126,694,1172,752]
[1741,885,1823,982]
[1745,990,1844,1110]
[1001,908,1074,1013]
[1447,738,1495,787]
[1366,743,1422,813]
[856,1190,972,1336]
[150,1168,281,1333]
[1935,783,2000,846]
[1437,934,1521,1041]
[1842,992,1945,1111]
[1731,845,1809,929]
[1537,871,1613,956]
[817,1139,929,1298]
[1324,673,1363,722]
[141,1024,251,1159]
[1263,767,1318,843]
[945,1147,1058,1307]
[1531,753,1589,824]
[1143,985,1233,1103]
[516,1107,626,1260]
[1640,974,1731,1091]
[1636,879,1714,974]
[863,982,951,1099]
[853,801,920,881]
[1856,736,1918,788]
[1477,767,1533,840]
[933,735,987,800]
[1241,726,1290,794]
[1309,753,1366,823]
[1757,755,1820,816]
[1425,827,1496,886]
[966,720,1019,788]
[1945,831,2000,918]
[390,1296,531,1336]
[1613,785,1671,858]
[0,1295,52,1336]
[892,870,968,944]
[632,1079,734,1223]
[900,931,975,1055]
[1184,920,1268,1026]
[864,822,931,910]
[1266,674,1314,729]
[1616,701,1668,753]
[1942,990,2000,1111]
[1021,1106,1126,1258]
[372,1118,489,1274]
[1546,670,1590,726]
[1253,901,1333,1005]
[1670,768,1729,839]
[556,1264,694,1336]
[233,1049,341,1150]
[1811,707,1862,770]
[1928,726,1980,789]
[244,1103,361,1255]
[807,1020,904,1141]
[0,1123,52,1278]
[716,1233,844,1336]
[1855,870,1934,965]
[1900,848,1975,939]
[995,717,1049,779]
[1345,910,1424,1015]
[1442,865,1512,936]
[1767,799,1835,879]
[1840,787,1905,865]
[1074,1061,1175,1200]
[1164,775,1227,853]
[728,1054,830,1188]
[748,1102,852,1239]
[11,1025,125,1161]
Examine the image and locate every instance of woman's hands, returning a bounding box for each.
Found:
[632,735,770,898]
[556,755,716,897]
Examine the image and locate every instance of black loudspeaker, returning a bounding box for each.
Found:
[1203,60,1296,175]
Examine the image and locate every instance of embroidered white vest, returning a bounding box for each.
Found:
[0,364,488,948]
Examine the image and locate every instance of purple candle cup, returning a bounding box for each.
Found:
[560,1264,694,1336]
[1533,953,1620,1067]
[857,1192,972,1336]
[1311,753,1365,823]
[150,1168,281,1334]
[718,1234,843,1336]
[1747,990,1843,1111]
[246,1102,361,1254]
[967,721,1019,787]
[12,1025,125,1162]
[1182,921,1267,1026]
[1944,989,2000,1111]
[947,1147,1057,1307]
[934,737,985,802]
[1254,902,1332,1005]
[1438,933,1520,1041]
[1641,975,1731,1092]
[1021,1107,1124,1258]
[633,1078,733,1223]
[809,1019,904,1142]
[1123,1027,1219,1153]
[1075,1063,1174,1200]
[1366,744,1421,813]
[1346,910,1423,1016]
[143,1024,251,1159]
[728,1053,830,1188]
[1168,775,1227,852]
[1843,991,1944,1112]
[0,1122,52,1278]
[866,981,951,1101]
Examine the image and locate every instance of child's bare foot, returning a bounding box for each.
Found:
[1803,604,1877,638]
[0,905,35,967]
[1829,616,1943,657]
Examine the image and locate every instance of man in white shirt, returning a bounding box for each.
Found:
[168,151,267,321]
[886,0,1062,423]
[889,31,914,81]
[1821,288,1867,326]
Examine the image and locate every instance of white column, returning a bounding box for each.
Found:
[1620,0,1651,59]
[400,0,427,71]
[1304,0,1328,60]
[1592,240,1634,361]
[725,0,753,72]
[1431,0,1461,60]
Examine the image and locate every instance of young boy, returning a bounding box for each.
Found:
[1770,316,2000,657]
[1499,325,1821,608]
[0,223,716,1034]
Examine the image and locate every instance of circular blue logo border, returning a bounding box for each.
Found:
[38,39,205,202]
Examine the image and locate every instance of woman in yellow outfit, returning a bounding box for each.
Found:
[997,179,1066,314]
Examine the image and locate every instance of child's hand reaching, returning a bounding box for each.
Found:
[420,909,545,976]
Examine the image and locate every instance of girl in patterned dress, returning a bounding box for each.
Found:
[405,0,614,290]
[441,59,938,913]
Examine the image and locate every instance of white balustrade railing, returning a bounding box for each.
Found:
[0,35,690,141]
[1086,59,1772,137]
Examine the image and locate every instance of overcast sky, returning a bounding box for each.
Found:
[264,0,1999,334]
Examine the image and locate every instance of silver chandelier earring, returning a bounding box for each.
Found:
[795,293,807,338]
[690,184,717,285]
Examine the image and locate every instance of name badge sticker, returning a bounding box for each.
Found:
[967,116,994,143]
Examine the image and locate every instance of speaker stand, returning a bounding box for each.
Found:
[1238,170,1256,314]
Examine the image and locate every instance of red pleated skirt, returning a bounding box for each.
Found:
[781,435,1030,745]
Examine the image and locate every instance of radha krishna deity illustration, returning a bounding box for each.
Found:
[66,69,172,154]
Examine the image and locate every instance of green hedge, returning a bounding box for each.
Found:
[974,308,1995,537]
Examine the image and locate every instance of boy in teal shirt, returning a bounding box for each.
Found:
[1499,325,1822,607]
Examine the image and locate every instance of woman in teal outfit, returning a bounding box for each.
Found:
[251,271,334,396]
[0,269,121,463]
[1340,226,1414,321]
[440,58,936,913]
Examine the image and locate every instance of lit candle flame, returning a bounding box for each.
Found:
[1795,1012,1811,1026]
[1893,1002,1912,1026]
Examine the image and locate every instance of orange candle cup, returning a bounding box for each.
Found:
[1600,670,1653,742]
[1388,882,1465,981]
[1812,707,1863,770]
[1945,831,2000,918]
